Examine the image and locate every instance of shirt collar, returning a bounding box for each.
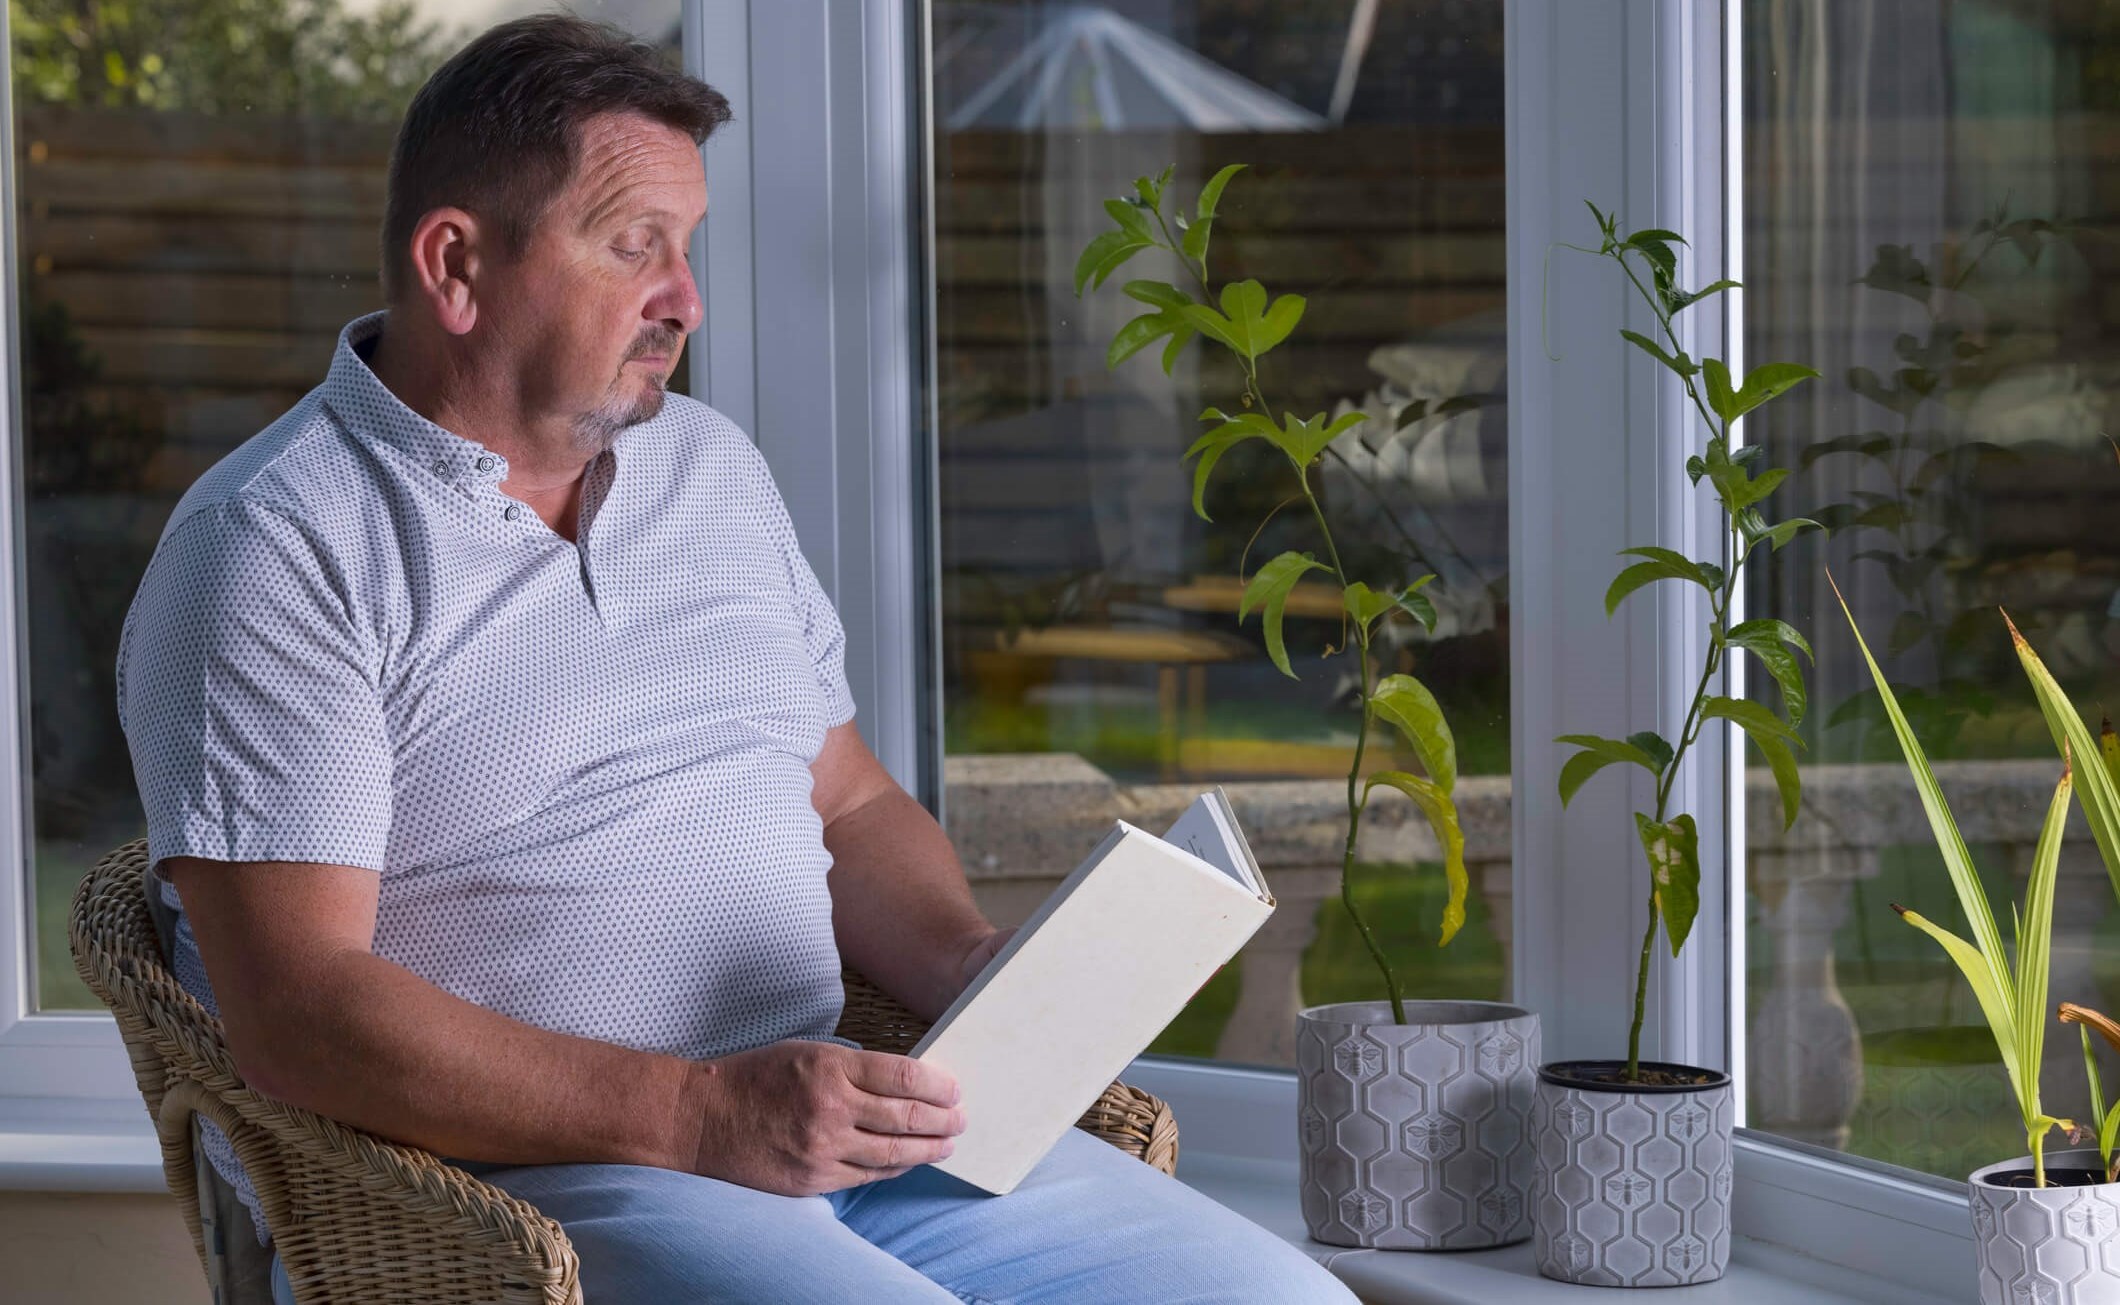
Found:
[321,311,512,489]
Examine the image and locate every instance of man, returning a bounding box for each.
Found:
[119,15,1356,1303]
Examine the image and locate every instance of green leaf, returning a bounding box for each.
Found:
[1371,673,1458,794]
[1107,309,1188,370]
[1122,280,1192,309]
[1073,230,1152,294]
[1554,734,1660,806]
[1239,552,1328,678]
[1894,905,2019,1096]
[1635,812,1701,957]
[2082,1023,2107,1136]
[1181,416,1273,520]
[1834,579,2019,1087]
[1396,576,1438,634]
[1197,163,1246,219]
[1730,362,1822,422]
[1365,770,1467,946]
[2104,717,2119,793]
[1726,617,1814,662]
[1604,547,1716,616]
[1702,694,1805,830]
[1702,694,1801,743]
[1269,410,1365,466]
[1103,197,1153,241]
[2010,613,2120,907]
[1181,279,1305,362]
[1704,359,1738,424]
[1182,216,1213,264]
[1343,581,1395,632]
[1628,730,1675,775]
[1760,517,1824,551]
[1627,227,1690,249]
[1720,465,1790,512]
[1132,173,1162,210]
[1619,329,1697,376]
[1158,324,1197,374]
[1669,278,1740,314]
[2015,767,2073,1133]
[1180,163,1246,265]
[1726,621,1812,726]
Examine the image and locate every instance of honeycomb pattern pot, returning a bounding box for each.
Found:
[1532,1060,1734,1287]
[1968,1149,2120,1305]
[1296,1000,1540,1249]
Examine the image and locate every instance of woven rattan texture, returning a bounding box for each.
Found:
[71,839,1178,1304]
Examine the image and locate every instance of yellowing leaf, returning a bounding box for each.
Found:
[1365,770,1467,946]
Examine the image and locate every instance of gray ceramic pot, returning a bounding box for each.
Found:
[1967,1149,2120,1304]
[1296,1000,1540,1250]
[1532,1060,1734,1287]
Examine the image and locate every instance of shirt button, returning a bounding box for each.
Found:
[503,504,522,522]
[476,455,496,472]
[431,459,448,476]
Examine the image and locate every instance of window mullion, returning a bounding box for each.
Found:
[1505,0,1730,1073]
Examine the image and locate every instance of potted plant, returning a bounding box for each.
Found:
[1075,165,1539,1251]
[1838,596,2120,1303]
[1537,206,1820,1287]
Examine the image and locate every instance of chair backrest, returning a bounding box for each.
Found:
[70,840,582,1305]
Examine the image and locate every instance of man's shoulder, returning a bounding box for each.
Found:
[159,388,370,545]
[632,394,785,500]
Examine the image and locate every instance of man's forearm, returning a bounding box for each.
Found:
[824,787,993,1022]
[231,949,703,1171]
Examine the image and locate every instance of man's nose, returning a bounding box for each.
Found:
[650,258,704,336]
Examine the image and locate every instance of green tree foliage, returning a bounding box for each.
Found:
[10,0,458,120]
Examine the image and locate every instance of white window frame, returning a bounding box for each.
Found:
[684,0,1983,1298]
[0,0,159,1172]
[0,2,1996,1290]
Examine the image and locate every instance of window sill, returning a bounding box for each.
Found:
[0,1105,1969,1304]
[0,1100,166,1193]
[1176,1153,1957,1305]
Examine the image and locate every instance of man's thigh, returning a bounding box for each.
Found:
[465,1160,956,1304]
[839,1129,1360,1304]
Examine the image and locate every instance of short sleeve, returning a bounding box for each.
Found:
[117,499,393,872]
[744,448,858,728]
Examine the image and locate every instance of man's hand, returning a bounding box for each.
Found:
[683,1041,965,1196]
[953,925,1018,1000]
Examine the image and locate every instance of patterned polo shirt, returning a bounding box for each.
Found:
[118,311,860,1243]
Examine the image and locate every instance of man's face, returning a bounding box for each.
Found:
[489,111,707,453]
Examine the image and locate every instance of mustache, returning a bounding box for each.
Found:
[628,329,682,361]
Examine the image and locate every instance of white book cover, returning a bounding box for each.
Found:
[911,789,1274,1194]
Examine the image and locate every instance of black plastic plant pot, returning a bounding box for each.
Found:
[1530,1059,1734,1287]
[1967,1149,2120,1304]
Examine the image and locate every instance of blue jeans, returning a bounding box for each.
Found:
[275,1128,1353,1303]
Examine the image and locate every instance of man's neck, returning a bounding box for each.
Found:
[367,316,595,541]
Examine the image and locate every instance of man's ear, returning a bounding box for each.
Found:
[401,207,483,336]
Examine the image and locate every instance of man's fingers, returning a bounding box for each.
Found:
[851,1093,965,1138]
[846,1129,955,1172]
[848,1050,959,1108]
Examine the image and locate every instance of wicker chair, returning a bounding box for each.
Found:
[70,838,1180,1304]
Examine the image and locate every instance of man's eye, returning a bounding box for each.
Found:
[613,246,647,262]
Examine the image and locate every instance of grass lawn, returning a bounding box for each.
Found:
[34,839,104,1010]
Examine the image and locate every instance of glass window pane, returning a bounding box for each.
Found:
[1742,0,2120,1177]
[929,0,1509,1067]
[10,0,679,1011]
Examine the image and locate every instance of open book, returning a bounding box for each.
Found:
[912,787,1275,1194]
